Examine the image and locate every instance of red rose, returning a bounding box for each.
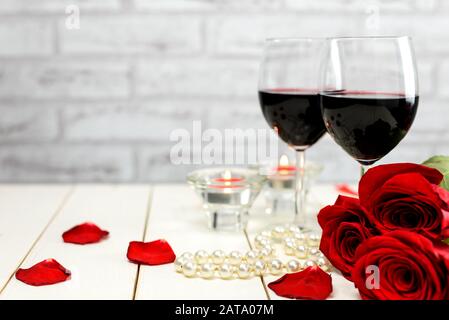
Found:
[359,163,449,240]
[352,231,449,300]
[318,195,376,280]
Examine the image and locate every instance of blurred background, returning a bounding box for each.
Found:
[0,0,447,183]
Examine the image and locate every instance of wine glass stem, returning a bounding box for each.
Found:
[294,150,306,228]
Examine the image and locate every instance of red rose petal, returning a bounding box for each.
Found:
[15,259,71,286]
[127,239,176,265]
[62,222,109,245]
[268,266,333,300]
[352,231,449,300]
[318,195,375,280]
[359,163,443,206]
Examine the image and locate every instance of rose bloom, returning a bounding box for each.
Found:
[318,195,376,280]
[352,231,449,300]
[359,163,449,240]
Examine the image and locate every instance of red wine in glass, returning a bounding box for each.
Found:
[258,38,326,228]
[258,89,326,149]
[320,91,419,165]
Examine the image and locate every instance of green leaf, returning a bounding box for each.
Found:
[422,155,449,192]
[443,238,449,245]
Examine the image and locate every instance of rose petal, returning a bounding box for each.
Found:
[15,259,71,286]
[352,231,449,300]
[363,173,446,239]
[62,222,109,245]
[127,239,176,265]
[268,266,333,300]
[359,163,443,205]
[318,195,375,280]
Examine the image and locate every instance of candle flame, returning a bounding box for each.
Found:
[223,170,232,187]
[279,155,289,166]
[223,170,232,180]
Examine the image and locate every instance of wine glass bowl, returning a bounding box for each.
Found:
[320,91,418,166]
[319,36,419,171]
[259,89,324,149]
[258,38,327,228]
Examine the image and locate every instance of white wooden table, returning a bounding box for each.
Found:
[0,184,359,300]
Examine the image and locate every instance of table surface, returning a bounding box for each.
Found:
[0,184,360,300]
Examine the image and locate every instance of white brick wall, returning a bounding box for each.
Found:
[0,19,54,56]
[0,0,447,183]
[0,60,130,99]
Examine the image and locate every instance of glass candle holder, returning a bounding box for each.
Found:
[187,167,266,231]
[262,158,323,216]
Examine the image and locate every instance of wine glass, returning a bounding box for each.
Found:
[258,38,327,228]
[319,36,419,176]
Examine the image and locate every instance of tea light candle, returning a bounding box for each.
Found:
[268,155,296,190]
[213,170,244,184]
[187,168,266,231]
[263,157,323,216]
[206,170,249,206]
[276,155,296,176]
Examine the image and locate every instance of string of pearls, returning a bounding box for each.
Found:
[174,224,331,280]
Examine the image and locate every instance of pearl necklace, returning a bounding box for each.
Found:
[174,224,331,280]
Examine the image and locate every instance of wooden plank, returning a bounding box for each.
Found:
[0,185,151,300]
[246,184,360,300]
[135,185,268,300]
[0,185,72,294]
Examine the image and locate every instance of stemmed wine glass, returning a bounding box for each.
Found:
[319,36,419,176]
[258,38,327,228]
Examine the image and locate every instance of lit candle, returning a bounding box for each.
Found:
[211,170,245,192]
[214,170,244,184]
[187,167,265,231]
[276,155,296,176]
[267,155,296,190]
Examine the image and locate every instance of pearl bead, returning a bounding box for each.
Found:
[218,263,233,280]
[253,260,266,276]
[269,259,283,275]
[228,251,242,265]
[272,226,286,239]
[309,248,320,257]
[260,230,271,238]
[284,237,295,245]
[245,250,259,264]
[182,261,197,277]
[255,238,271,249]
[174,257,185,273]
[237,263,251,279]
[200,263,215,279]
[305,260,316,268]
[287,259,302,273]
[288,225,301,234]
[261,245,274,255]
[295,245,308,259]
[211,250,226,264]
[181,252,193,260]
[284,242,296,256]
[317,257,329,271]
[194,250,209,264]
[258,248,272,261]
[307,233,320,247]
[293,233,306,244]
[255,235,267,243]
